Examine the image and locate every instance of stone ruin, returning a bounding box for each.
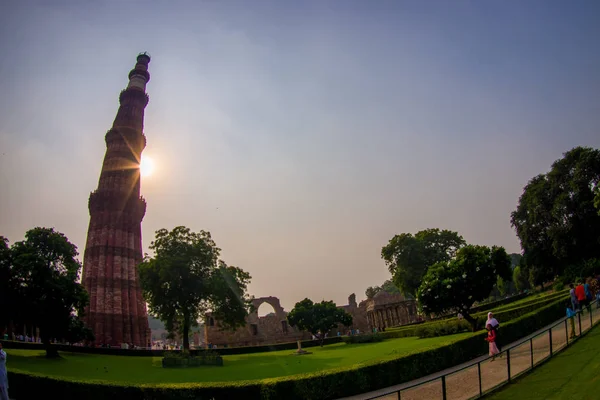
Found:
[204,296,310,347]
[204,293,419,348]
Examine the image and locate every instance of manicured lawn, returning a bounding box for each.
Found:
[6,333,472,384]
[487,325,600,400]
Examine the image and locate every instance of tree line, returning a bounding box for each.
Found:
[380,146,600,330]
[0,228,93,357]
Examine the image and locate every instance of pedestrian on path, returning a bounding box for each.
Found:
[0,342,9,400]
[485,324,500,360]
[487,312,501,351]
[566,306,577,339]
[575,282,590,313]
[570,284,579,311]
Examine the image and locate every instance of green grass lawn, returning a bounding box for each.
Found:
[6,333,473,384]
[487,325,600,400]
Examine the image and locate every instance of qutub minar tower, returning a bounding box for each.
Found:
[82,53,152,347]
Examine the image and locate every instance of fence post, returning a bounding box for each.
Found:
[506,349,511,382]
[478,361,482,397]
[530,338,534,369]
[590,306,593,328]
[565,319,569,345]
[549,328,553,357]
[578,312,582,336]
[441,375,447,400]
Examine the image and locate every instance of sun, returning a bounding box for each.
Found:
[140,155,155,177]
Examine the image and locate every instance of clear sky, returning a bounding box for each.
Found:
[1,1,599,312]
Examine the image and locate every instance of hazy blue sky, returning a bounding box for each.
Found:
[1,1,599,312]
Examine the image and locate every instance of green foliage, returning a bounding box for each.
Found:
[512,266,531,292]
[287,298,353,345]
[509,253,522,268]
[511,147,600,285]
[138,226,253,350]
[10,227,89,357]
[365,280,402,299]
[162,350,223,367]
[6,296,570,400]
[415,319,471,338]
[417,245,512,330]
[382,228,466,298]
[342,334,384,344]
[0,236,15,330]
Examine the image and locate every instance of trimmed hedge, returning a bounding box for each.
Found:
[0,336,344,357]
[342,333,384,344]
[7,296,570,400]
[384,292,569,339]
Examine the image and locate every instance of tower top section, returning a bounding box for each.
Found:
[127,52,151,91]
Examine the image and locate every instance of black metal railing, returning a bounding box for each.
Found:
[367,299,600,400]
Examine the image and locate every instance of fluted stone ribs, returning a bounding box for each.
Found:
[82,55,152,347]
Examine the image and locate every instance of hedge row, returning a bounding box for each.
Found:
[0,336,344,357]
[382,293,568,339]
[7,296,570,400]
[416,293,569,338]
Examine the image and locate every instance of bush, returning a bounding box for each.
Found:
[415,319,471,338]
[342,334,384,344]
[7,297,571,400]
[0,336,344,357]
[162,350,223,368]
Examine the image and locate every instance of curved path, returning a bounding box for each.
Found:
[339,306,599,400]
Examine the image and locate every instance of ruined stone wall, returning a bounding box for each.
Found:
[204,296,310,347]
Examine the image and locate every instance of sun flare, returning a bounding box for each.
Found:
[140,155,155,177]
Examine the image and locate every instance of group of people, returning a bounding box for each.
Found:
[567,280,599,339]
[569,281,596,314]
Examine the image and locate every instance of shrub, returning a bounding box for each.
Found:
[162,350,223,368]
[7,297,570,400]
[415,319,471,338]
[342,334,384,344]
[0,336,344,357]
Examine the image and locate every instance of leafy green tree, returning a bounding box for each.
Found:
[10,227,89,357]
[417,245,512,331]
[365,279,402,299]
[382,229,466,298]
[511,147,600,285]
[138,226,253,351]
[509,253,522,269]
[595,185,600,215]
[287,299,353,346]
[0,236,14,332]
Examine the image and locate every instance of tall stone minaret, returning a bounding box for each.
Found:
[82,53,152,347]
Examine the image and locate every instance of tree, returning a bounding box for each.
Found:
[10,227,89,357]
[138,226,253,351]
[382,229,466,298]
[509,253,522,269]
[0,236,14,332]
[511,147,600,284]
[287,299,353,346]
[512,266,530,292]
[417,245,512,331]
[365,279,402,299]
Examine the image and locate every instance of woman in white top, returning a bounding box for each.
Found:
[487,312,501,352]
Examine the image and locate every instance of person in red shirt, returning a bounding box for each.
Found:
[485,324,500,360]
[575,282,589,312]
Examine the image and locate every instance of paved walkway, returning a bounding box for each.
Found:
[338,312,589,400]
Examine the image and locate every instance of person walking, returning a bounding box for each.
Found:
[569,284,579,311]
[487,312,501,352]
[485,324,500,361]
[575,282,589,313]
[0,342,9,400]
